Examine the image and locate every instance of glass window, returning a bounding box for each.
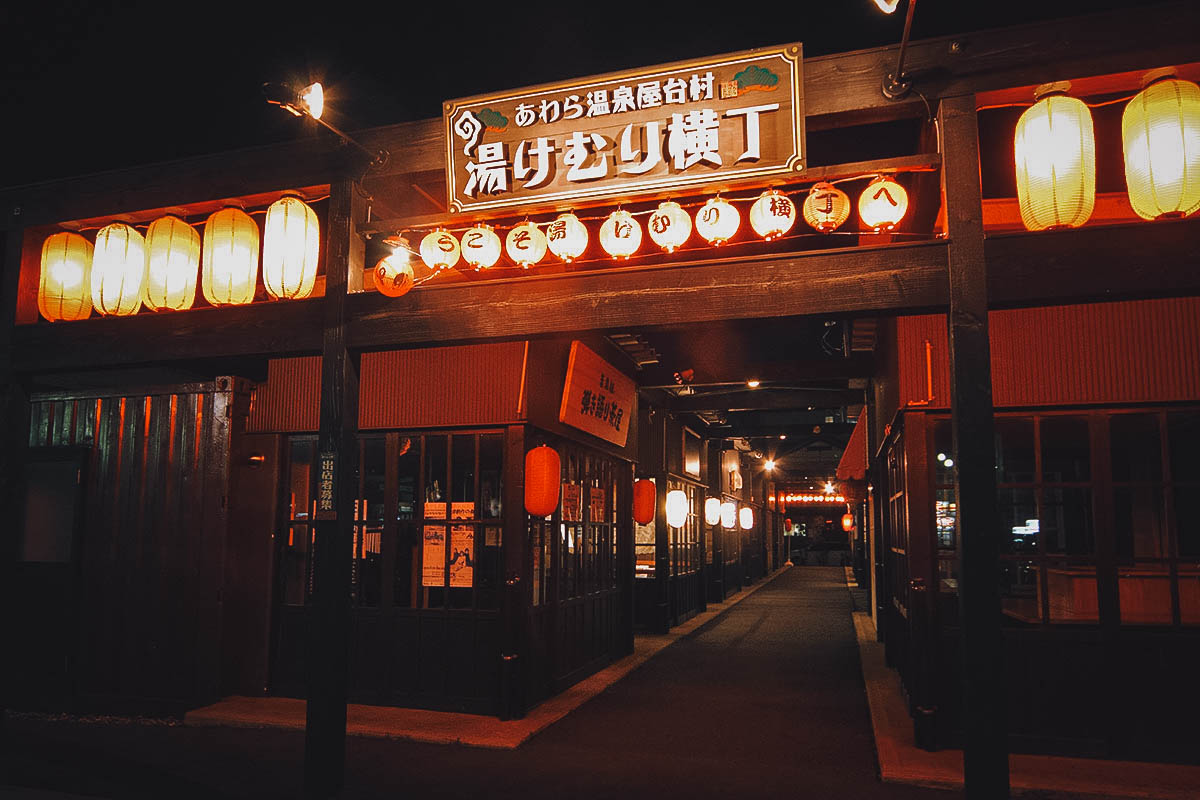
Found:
[935,488,957,550]
[998,488,1038,555]
[1000,560,1039,623]
[1043,487,1093,556]
[1041,416,1089,482]
[1111,414,1162,482]
[1115,487,1166,560]
[393,436,420,608]
[480,434,503,520]
[995,418,1035,483]
[452,434,475,505]
[1168,412,1200,483]
[355,437,385,607]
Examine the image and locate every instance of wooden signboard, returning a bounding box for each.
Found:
[444,43,804,214]
[558,341,635,447]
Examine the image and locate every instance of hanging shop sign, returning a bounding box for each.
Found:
[443,43,805,214]
[316,451,337,520]
[559,341,636,447]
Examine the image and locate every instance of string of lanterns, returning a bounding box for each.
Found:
[38,195,322,322]
[373,175,912,294]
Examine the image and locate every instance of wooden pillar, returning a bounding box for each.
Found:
[938,94,1009,797]
[617,459,635,655]
[705,440,724,602]
[499,424,526,719]
[303,178,363,800]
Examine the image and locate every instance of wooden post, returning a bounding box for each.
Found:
[303,178,363,800]
[938,94,1009,797]
[499,424,526,719]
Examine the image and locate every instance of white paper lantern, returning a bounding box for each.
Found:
[666,489,689,529]
[858,176,910,231]
[420,229,460,271]
[505,221,547,268]
[803,183,851,233]
[143,215,200,311]
[92,222,146,316]
[599,210,642,259]
[1122,71,1200,220]
[546,213,588,262]
[695,197,740,245]
[263,196,320,300]
[461,224,502,270]
[647,201,692,252]
[704,497,722,526]
[373,238,414,298]
[720,500,737,529]
[38,232,93,322]
[1014,84,1095,231]
[749,189,796,240]
[739,506,754,530]
[202,206,260,306]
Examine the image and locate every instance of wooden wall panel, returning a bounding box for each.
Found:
[247,356,321,433]
[896,298,1200,409]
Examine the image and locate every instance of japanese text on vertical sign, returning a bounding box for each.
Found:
[559,341,636,448]
[317,451,336,519]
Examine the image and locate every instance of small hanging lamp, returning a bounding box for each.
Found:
[1122,68,1200,220]
[749,189,796,240]
[633,478,656,525]
[1014,82,1096,231]
[695,197,740,245]
[802,182,851,233]
[599,209,642,259]
[38,231,93,322]
[665,489,689,528]
[547,212,589,262]
[647,201,692,252]
[505,221,548,268]
[374,236,415,298]
[524,445,562,517]
[720,500,737,529]
[461,224,502,270]
[420,228,460,271]
[202,205,260,306]
[263,195,320,300]
[857,176,909,231]
[143,215,200,311]
[91,222,146,316]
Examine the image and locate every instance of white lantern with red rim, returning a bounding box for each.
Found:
[546,213,588,262]
[420,228,460,271]
[704,497,721,526]
[858,176,910,231]
[739,506,754,530]
[695,197,740,245]
[749,189,796,240]
[599,210,642,259]
[461,224,502,270]
[802,183,851,233]
[373,237,414,298]
[665,490,689,528]
[505,221,547,267]
[720,500,737,529]
[647,201,692,252]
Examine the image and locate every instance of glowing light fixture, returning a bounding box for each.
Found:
[842,512,855,532]
[203,206,260,306]
[505,221,547,267]
[547,213,588,262]
[746,379,761,388]
[647,201,692,252]
[374,236,414,298]
[874,0,900,12]
[704,497,721,526]
[739,506,754,530]
[298,82,323,119]
[749,189,796,240]
[599,210,642,259]
[633,479,656,525]
[802,183,851,233]
[720,500,737,529]
[461,224,502,270]
[695,197,739,244]
[765,459,775,471]
[525,445,562,517]
[92,223,146,316]
[420,229,460,271]
[858,176,909,231]
[1014,82,1095,231]
[666,490,689,528]
[263,196,319,300]
[143,215,200,311]
[1122,69,1200,220]
[38,232,93,322]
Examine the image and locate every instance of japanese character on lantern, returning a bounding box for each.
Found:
[668,109,722,170]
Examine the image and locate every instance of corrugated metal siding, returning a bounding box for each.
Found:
[359,341,527,429]
[247,356,321,432]
[897,298,1200,408]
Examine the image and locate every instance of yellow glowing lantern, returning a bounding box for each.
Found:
[599,210,642,259]
[647,201,692,252]
[695,197,740,244]
[704,497,721,526]
[143,215,200,311]
[802,182,851,233]
[374,237,414,298]
[420,229,460,271]
[666,489,689,528]
[202,206,260,306]
[263,196,319,300]
[857,176,910,231]
[720,500,736,529]
[749,189,796,240]
[739,506,754,530]
[546,212,588,262]
[461,224,502,270]
[1122,70,1200,220]
[505,221,547,268]
[91,222,146,316]
[38,232,93,322]
[1014,83,1096,231]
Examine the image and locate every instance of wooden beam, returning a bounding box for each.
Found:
[639,355,875,388]
[666,388,863,413]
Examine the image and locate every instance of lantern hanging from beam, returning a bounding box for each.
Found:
[461,224,502,270]
[633,479,656,525]
[505,221,547,268]
[524,445,561,517]
[802,182,851,233]
[695,197,739,245]
[1122,69,1200,220]
[374,237,414,298]
[647,201,692,252]
[784,517,792,531]
[38,231,93,322]
[704,497,721,525]
[599,210,642,259]
[720,500,736,529]
[547,213,588,262]
[842,512,855,532]
[143,215,200,311]
[202,206,260,306]
[665,489,689,529]
[1014,82,1095,231]
[420,229,460,271]
[262,195,320,300]
[749,189,796,240]
[739,506,754,530]
[857,176,909,231]
[91,222,146,316]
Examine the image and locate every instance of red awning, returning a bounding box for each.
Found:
[836,409,867,482]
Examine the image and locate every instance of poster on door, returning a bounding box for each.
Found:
[450,502,475,588]
[422,502,447,587]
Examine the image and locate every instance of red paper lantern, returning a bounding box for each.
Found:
[842,513,855,532]
[633,479,656,525]
[524,445,561,517]
[785,518,792,530]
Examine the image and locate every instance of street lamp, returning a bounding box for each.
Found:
[264,80,389,169]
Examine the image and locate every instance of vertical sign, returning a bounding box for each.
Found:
[450,502,475,588]
[422,502,447,587]
[558,341,636,447]
[316,451,337,520]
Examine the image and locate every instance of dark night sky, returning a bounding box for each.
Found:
[1,0,1152,189]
